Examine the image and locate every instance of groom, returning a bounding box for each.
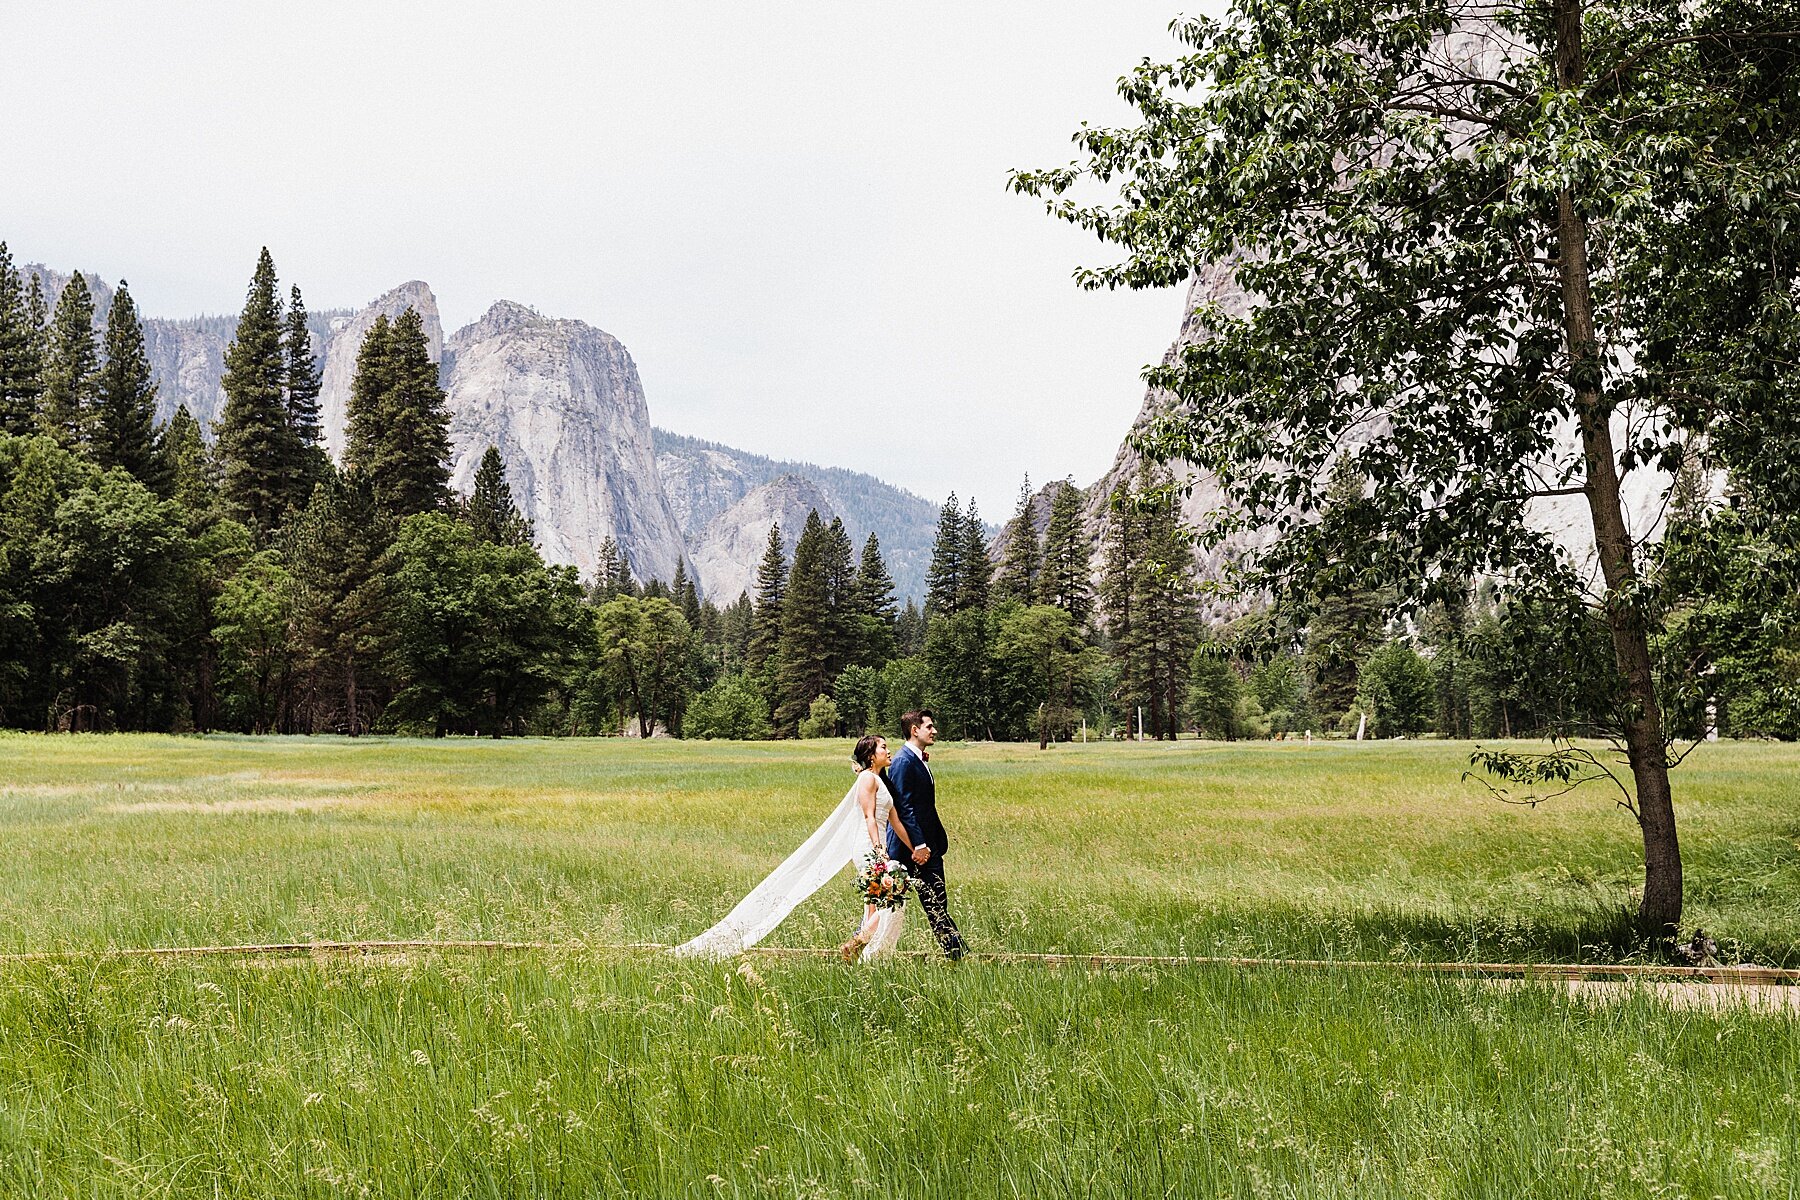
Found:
[884,709,966,960]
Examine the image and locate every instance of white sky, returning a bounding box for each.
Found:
[1,1,1209,515]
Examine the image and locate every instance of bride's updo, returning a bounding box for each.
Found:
[852,735,884,771]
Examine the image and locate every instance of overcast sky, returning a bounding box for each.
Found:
[1,1,1209,515]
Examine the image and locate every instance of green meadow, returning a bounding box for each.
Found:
[1,733,1796,1197]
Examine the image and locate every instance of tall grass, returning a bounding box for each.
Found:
[1,954,1794,1199]
[1,733,1795,963]
[1,733,1796,1198]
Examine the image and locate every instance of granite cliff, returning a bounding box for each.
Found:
[441,301,686,583]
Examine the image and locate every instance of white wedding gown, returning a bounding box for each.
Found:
[671,769,906,962]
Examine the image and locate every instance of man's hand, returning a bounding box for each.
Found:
[912,845,931,865]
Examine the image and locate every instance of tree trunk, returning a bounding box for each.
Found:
[1553,0,1682,937]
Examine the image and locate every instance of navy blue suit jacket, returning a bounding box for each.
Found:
[884,745,948,863]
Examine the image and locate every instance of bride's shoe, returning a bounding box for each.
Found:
[838,933,871,962]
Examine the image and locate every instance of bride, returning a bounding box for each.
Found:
[671,735,912,962]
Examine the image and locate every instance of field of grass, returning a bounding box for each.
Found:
[1,733,1796,1197]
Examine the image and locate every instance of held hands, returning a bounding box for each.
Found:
[911,845,931,865]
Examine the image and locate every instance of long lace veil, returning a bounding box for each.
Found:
[670,779,868,959]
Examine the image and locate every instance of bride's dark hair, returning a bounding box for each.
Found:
[852,735,885,771]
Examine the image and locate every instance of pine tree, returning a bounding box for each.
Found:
[380,308,451,517]
[590,536,634,601]
[465,445,533,546]
[822,516,857,676]
[895,597,926,657]
[924,493,964,619]
[673,559,703,627]
[1101,478,1149,735]
[284,285,328,504]
[216,249,294,535]
[344,307,450,521]
[1040,479,1093,625]
[92,280,166,490]
[159,406,219,519]
[39,271,100,448]
[851,532,899,665]
[774,510,833,734]
[1136,478,1200,738]
[746,523,787,672]
[994,475,1042,605]
[0,243,44,434]
[288,473,391,735]
[720,591,755,673]
[957,498,992,613]
[344,314,393,477]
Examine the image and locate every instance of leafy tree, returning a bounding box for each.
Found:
[38,272,99,449]
[797,694,841,739]
[216,249,294,535]
[877,655,933,735]
[686,672,772,739]
[465,445,533,546]
[994,475,1042,605]
[0,436,192,730]
[1248,654,1311,736]
[993,603,1090,747]
[1358,641,1437,739]
[212,550,296,733]
[1185,640,1243,738]
[385,512,584,736]
[0,244,44,434]
[833,663,882,735]
[92,280,167,492]
[1655,483,1800,740]
[1301,461,1390,722]
[1013,0,1800,930]
[592,594,695,738]
[1039,478,1092,625]
[924,607,994,740]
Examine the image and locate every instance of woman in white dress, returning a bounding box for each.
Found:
[839,735,914,961]
[669,734,912,963]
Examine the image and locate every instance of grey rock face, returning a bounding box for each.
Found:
[686,474,836,604]
[318,282,442,461]
[443,301,687,584]
[653,429,939,603]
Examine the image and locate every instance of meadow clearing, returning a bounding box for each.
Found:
[0,733,1795,1197]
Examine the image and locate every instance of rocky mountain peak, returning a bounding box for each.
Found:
[688,474,837,603]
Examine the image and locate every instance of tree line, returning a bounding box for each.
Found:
[1,240,1790,751]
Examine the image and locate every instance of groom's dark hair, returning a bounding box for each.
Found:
[899,709,934,739]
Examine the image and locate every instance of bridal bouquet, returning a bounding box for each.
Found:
[854,852,912,910]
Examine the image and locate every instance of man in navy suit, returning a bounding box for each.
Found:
[884,708,965,959]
